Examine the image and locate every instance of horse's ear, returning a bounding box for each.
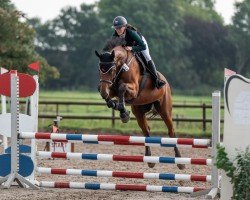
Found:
[95,50,100,58]
[111,50,115,59]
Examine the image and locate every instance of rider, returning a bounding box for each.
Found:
[112,16,166,89]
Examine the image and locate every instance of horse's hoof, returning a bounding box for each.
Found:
[120,111,130,123]
[177,164,185,170]
[147,162,155,168]
[107,99,116,109]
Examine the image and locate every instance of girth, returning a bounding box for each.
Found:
[125,72,150,104]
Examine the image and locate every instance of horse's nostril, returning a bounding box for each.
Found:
[97,85,100,92]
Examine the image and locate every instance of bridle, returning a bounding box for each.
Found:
[99,50,134,85]
[99,61,116,84]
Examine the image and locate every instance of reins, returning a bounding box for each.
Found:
[112,55,133,84]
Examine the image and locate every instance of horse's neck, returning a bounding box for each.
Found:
[122,56,141,84]
[113,47,140,79]
[114,47,126,62]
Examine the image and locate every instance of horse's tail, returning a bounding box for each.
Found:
[147,104,158,119]
[140,103,158,119]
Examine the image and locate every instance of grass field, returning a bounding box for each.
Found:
[40,90,214,103]
[35,90,224,138]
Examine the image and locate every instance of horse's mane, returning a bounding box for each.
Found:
[103,37,126,51]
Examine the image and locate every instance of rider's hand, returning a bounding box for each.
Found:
[125,46,132,51]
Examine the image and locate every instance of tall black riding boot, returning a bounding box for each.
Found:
[147,60,166,89]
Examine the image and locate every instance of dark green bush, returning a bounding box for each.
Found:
[216,145,250,200]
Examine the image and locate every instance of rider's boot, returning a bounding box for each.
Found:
[147,60,166,89]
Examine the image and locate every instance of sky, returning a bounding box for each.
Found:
[11,0,242,24]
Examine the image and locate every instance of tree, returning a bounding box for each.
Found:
[33,4,104,89]
[177,0,222,23]
[0,0,59,84]
[186,0,215,9]
[229,0,250,75]
[183,16,235,89]
[34,0,190,89]
[29,0,241,92]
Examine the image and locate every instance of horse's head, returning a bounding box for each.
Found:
[95,50,117,99]
[95,37,127,100]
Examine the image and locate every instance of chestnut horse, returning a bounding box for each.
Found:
[95,37,184,169]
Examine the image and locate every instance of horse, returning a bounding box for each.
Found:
[95,37,184,170]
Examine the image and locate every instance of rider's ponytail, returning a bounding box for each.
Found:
[126,24,142,39]
[126,24,138,31]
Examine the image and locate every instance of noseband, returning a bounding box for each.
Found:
[99,61,116,84]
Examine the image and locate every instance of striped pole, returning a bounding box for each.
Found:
[25,139,210,149]
[37,151,212,165]
[37,167,211,182]
[40,181,206,193]
[20,132,211,148]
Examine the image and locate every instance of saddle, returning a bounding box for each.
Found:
[134,52,147,75]
[125,53,150,104]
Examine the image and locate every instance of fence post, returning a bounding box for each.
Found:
[112,109,115,128]
[56,103,59,115]
[202,103,206,131]
[176,114,179,128]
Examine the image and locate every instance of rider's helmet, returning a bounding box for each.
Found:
[112,16,127,29]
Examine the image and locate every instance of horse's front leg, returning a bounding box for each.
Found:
[117,83,130,123]
[105,97,118,110]
[99,84,118,110]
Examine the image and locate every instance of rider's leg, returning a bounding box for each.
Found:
[141,36,166,89]
[147,60,166,89]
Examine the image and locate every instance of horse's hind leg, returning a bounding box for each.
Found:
[154,96,185,170]
[131,105,155,168]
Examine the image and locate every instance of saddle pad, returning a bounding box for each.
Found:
[135,53,147,74]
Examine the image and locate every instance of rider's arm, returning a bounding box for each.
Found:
[126,29,146,52]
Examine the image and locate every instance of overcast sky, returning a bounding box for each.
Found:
[11,0,242,24]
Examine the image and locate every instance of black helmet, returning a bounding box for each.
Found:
[112,16,127,29]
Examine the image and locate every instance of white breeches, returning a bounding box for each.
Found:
[141,36,152,62]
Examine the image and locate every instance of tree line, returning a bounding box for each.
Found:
[0,0,250,94]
